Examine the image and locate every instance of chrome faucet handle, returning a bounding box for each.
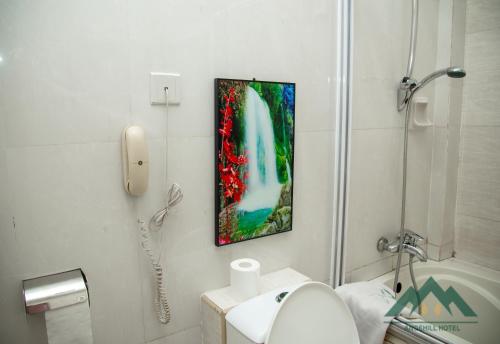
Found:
[402,229,425,245]
[377,236,400,253]
[377,237,389,252]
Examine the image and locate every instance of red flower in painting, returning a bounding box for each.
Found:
[218,119,233,137]
[219,234,232,245]
[218,87,247,205]
[219,165,246,202]
[218,86,248,242]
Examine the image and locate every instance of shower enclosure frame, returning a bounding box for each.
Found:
[330,1,461,343]
[330,0,352,288]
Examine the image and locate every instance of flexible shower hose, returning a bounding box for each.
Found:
[138,183,183,324]
[408,255,421,315]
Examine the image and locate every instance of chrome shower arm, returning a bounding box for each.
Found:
[398,66,465,111]
[412,67,466,95]
[411,68,448,94]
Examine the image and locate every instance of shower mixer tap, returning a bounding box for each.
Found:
[377,230,427,262]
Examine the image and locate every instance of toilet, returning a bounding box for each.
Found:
[225,281,360,344]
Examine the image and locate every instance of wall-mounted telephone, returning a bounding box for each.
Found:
[121,125,149,196]
[121,121,182,325]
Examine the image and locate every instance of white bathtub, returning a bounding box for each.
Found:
[372,258,500,344]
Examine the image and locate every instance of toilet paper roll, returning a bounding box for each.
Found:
[45,301,94,344]
[230,258,261,301]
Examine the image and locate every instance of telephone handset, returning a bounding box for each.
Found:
[121,123,180,324]
[122,125,149,196]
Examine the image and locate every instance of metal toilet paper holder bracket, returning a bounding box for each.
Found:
[22,269,89,315]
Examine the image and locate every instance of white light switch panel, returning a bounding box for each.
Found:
[149,72,181,105]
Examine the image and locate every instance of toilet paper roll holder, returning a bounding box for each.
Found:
[22,269,89,315]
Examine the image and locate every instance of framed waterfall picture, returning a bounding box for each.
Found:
[214,78,295,246]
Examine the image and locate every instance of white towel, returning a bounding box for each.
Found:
[336,282,396,344]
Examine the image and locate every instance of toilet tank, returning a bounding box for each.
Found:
[201,268,311,344]
[225,285,300,344]
[226,325,258,344]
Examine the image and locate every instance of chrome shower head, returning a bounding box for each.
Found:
[447,66,466,78]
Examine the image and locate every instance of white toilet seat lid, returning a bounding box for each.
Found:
[266,282,360,344]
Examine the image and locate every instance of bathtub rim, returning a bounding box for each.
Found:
[373,258,500,344]
[372,258,500,285]
[387,316,470,344]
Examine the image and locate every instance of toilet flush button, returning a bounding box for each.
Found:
[275,292,288,303]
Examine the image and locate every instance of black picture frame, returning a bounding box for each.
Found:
[214,78,296,247]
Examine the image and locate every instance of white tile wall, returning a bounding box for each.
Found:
[346,129,402,272]
[427,128,448,247]
[349,256,393,283]
[425,0,466,259]
[148,327,202,344]
[346,0,440,277]
[0,0,337,343]
[457,127,500,221]
[455,0,500,271]
[465,0,500,34]
[455,214,500,270]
